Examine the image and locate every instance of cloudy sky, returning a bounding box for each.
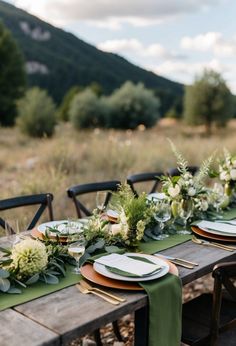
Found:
[7,0,236,92]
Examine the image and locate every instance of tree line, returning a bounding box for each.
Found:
[0,20,235,138]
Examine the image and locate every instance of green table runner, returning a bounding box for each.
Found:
[222,208,236,220]
[140,273,182,346]
[0,265,81,311]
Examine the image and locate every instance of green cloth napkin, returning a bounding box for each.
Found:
[0,265,81,311]
[140,273,182,346]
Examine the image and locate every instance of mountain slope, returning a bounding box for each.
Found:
[0,0,183,103]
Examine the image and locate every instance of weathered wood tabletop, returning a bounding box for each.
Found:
[1,239,236,346]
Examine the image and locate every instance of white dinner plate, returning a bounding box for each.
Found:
[37,219,87,236]
[195,220,236,237]
[93,253,169,282]
[197,226,236,238]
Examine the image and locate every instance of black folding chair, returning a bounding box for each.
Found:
[67,180,121,218]
[167,165,199,177]
[0,193,54,233]
[67,180,123,345]
[182,261,236,345]
[126,172,164,197]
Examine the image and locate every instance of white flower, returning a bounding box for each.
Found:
[188,187,196,196]
[220,171,231,181]
[110,224,122,236]
[230,169,236,180]
[168,184,180,198]
[11,239,48,279]
[213,183,224,195]
[201,200,209,211]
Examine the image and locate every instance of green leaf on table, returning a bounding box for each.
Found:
[86,239,105,253]
[7,287,22,294]
[105,245,124,253]
[0,268,10,278]
[0,277,11,292]
[43,273,59,284]
[0,246,11,255]
[14,279,27,288]
[25,273,39,285]
[49,261,66,276]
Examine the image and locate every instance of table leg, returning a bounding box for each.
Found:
[134,306,149,346]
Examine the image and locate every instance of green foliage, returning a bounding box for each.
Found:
[0,1,183,103]
[58,86,82,122]
[17,87,57,138]
[69,88,108,129]
[0,20,26,126]
[183,69,233,134]
[107,81,160,129]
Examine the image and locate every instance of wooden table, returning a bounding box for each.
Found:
[1,239,236,346]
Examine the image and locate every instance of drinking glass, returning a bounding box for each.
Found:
[5,219,21,248]
[96,191,107,213]
[154,202,171,240]
[177,199,193,234]
[68,237,86,274]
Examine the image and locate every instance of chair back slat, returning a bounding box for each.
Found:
[127,172,163,197]
[67,180,121,218]
[0,193,54,233]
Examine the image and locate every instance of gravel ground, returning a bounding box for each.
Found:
[69,275,213,346]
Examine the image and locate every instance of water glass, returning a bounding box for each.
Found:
[96,191,107,213]
[5,219,21,247]
[177,199,193,235]
[154,202,171,240]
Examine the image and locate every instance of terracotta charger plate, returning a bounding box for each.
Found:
[192,226,236,243]
[80,256,178,291]
[31,228,69,244]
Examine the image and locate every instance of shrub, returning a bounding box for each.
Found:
[107,81,160,129]
[69,88,108,129]
[57,86,82,122]
[17,87,56,138]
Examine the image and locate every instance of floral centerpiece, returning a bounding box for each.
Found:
[161,141,213,224]
[0,238,75,294]
[83,184,151,250]
[218,149,236,202]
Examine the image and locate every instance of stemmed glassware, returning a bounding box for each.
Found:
[96,191,107,213]
[154,201,171,240]
[177,199,193,234]
[4,219,21,248]
[68,236,86,274]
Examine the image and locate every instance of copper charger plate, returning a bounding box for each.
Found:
[192,226,236,243]
[31,228,68,244]
[80,257,178,291]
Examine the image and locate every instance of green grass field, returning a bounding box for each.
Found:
[1,119,236,228]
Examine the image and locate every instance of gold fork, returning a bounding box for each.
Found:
[76,283,119,305]
[80,280,126,302]
[192,236,234,251]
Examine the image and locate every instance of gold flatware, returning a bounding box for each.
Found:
[155,254,198,267]
[167,260,195,269]
[76,283,119,305]
[80,280,126,302]
[192,236,234,252]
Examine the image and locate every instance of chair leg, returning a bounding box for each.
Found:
[112,320,124,341]
[94,329,103,346]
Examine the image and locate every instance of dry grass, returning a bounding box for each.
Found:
[1,120,236,225]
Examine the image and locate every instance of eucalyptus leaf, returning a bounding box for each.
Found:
[105,245,123,253]
[0,278,10,292]
[49,261,66,276]
[43,274,59,284]
[14,279,27,288]
[0,259,13,266]
[0,246,11,255]
[25,273,39,285]
[7,287,22,294]
[0,268,10,278]
[86,239,105,253]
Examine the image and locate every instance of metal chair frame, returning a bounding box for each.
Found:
[126,172,164,197]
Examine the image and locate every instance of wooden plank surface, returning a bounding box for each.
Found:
[1,239,236,346]
[0,309,59,346]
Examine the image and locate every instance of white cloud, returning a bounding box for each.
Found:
[13,0,220,28]
[98,39,177,59]
[181,32,236,57]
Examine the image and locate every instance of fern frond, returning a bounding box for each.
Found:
[194,154,214,186]
[167,138,188,175]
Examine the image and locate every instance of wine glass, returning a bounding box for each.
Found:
[177,199,193,234]
[68,237,86,274]
[96,191,107,213]
[154,202,171,240]
[5,219,21,248]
